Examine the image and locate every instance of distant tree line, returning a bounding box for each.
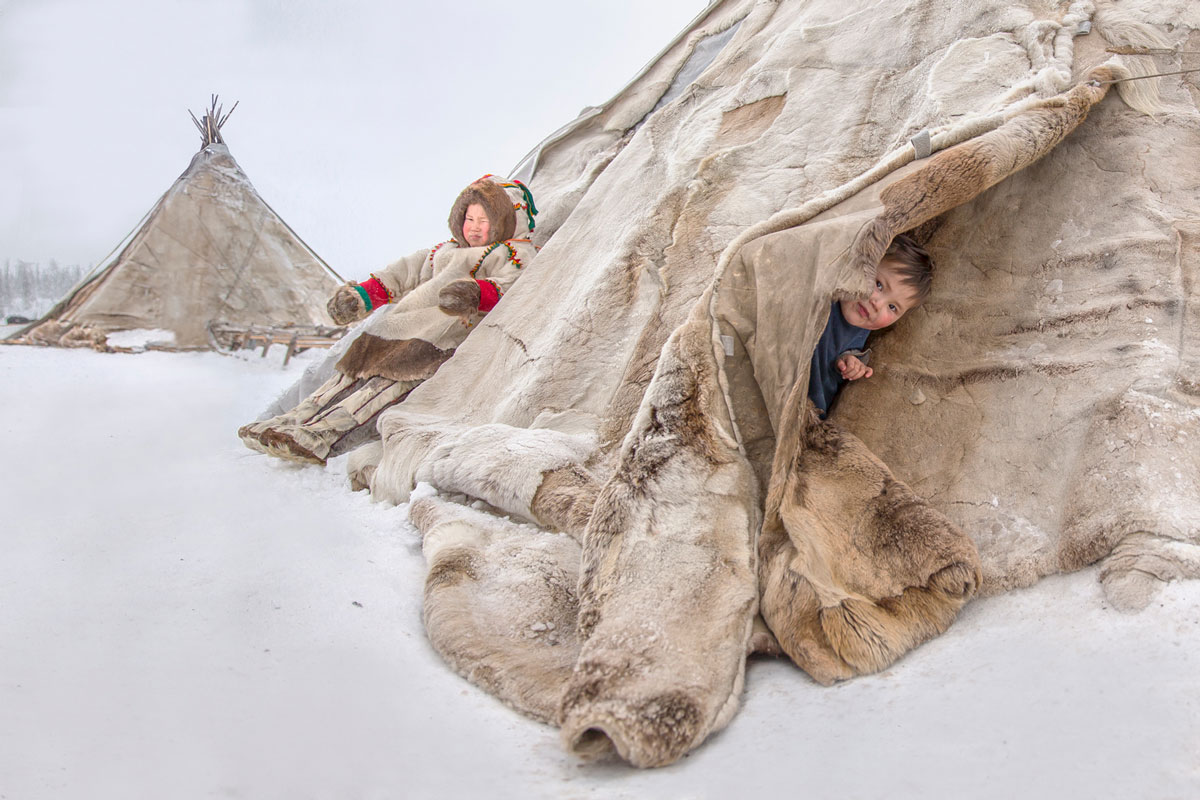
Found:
[0,259,85,321]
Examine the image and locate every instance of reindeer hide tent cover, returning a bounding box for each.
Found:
[10,102,340,350]
[291,0,1198,768]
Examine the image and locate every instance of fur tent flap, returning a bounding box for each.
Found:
[557,305,759,767]
[414,494,581,723]
[758,408,982,684]
[703,67,1112,683]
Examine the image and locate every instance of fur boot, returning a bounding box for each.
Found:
[240,374,416,465]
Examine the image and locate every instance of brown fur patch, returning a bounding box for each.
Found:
[1002,298,1174,335]
[616,353,729,494]
[437,278,482,316]
[575,597,604,641]
[717,95,787,147]
[759,403,981,684]
[561,671,704,767]
[425,548,480,590]
[1056,521,1120,573]
[335,333,453,382]
[1175,376,1200,397]
[629,690,703,759]
[237,422,264,445]
[258,428,325,465]
[757,544,855,685]
[530,465,600,535]
[447,180,518,247]
[850,80,1106,276]
[784,407,842,508]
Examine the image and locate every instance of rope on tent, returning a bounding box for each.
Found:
[1106,46,1200,56]
[1096,67,1200,86]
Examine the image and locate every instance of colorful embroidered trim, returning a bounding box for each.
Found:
[474,173,538,231]
[426,241,452,264]
[364,275,394,305]
[469,240,527,278]
[499,178,537,231]
[502,179,538,231]
[358,277,391,308]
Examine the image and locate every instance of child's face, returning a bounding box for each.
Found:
[462,203,492,247]
[839,258,920,330]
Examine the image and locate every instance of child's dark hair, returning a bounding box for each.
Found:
[883,234,933,303]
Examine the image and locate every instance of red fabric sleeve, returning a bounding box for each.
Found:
[360,277,391,309]
[477,279,501,312]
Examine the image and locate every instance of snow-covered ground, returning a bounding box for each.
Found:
[1,345,1197,799]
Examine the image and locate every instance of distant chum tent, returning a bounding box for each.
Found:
[9,98,341,351]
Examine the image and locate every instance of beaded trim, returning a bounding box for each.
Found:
[426,240,453,265]
[367,273,396,302]
[469,240,527,278]
[502,180,538,231]
[472,173,537,231]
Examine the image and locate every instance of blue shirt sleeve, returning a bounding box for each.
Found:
[807,301,869,418]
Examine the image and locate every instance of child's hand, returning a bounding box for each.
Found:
[836,354,873,381]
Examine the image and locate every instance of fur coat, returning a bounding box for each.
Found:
[335,177,538,383]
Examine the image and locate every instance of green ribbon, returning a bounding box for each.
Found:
[510,180,539,230]
[352,283,372,311]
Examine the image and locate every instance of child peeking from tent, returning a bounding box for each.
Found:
[807,234,931,418]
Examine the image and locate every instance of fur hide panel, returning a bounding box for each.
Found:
[849,76,1111,276]
[559,307,759,767]
[262,0,1199,768]
[835,41,1200,601]
[758,407,982,684]
[334,333,453,383]
[370,415,597,515]
[413,494,581,723]
[1059,390,1200,610]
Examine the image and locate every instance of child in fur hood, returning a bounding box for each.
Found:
[326,176,536,325]
[239,175,539,465]
[807,234,931,417]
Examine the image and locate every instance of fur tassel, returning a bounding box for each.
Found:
[1094,1,1171,116]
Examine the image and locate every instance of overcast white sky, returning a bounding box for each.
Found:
[0,0,704,272]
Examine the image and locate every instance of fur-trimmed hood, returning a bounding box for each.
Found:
[447,177,519,247]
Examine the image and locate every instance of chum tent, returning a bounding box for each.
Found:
[10,99,341,351]
[272,0,1200,768]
